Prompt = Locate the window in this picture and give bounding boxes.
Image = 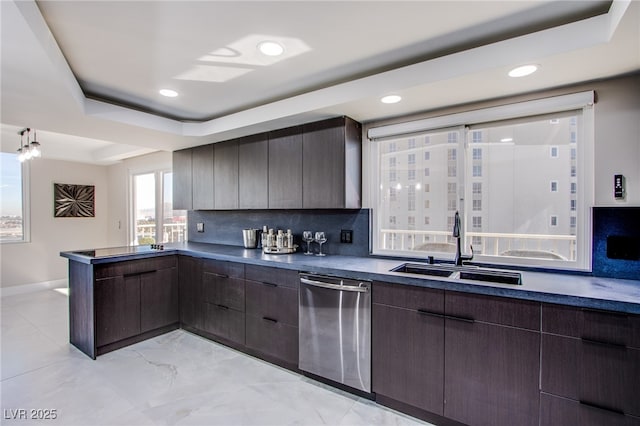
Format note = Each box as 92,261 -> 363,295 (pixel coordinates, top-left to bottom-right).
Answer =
472,148 -> 482,160
389,170 -> 397,181
132,171 -> 186,245
408,138 -> 416,149
371,91 -> 593,270
389,157 -> 396,168
389,186 -> 397,202
408,153 -> 416,165
408,170 -> 416,180
472,216 -> 482,229
424,167 -> 430,177
388,142 -> 396,152
0,153 -> 28,243
424,151 -> 430,160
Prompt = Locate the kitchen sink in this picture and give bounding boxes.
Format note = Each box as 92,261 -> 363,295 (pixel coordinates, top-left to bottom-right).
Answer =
457,270 -> 522,285
391,263 -> 523,285
390,263 -> 458,277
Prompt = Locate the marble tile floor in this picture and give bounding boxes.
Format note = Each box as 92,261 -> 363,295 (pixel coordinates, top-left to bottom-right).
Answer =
1,288 -> 433,426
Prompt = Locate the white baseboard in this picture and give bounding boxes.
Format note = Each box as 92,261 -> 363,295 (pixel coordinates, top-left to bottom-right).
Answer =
0,279 -> 68,298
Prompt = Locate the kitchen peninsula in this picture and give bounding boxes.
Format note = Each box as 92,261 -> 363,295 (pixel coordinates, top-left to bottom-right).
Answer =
61,241 -> 640,426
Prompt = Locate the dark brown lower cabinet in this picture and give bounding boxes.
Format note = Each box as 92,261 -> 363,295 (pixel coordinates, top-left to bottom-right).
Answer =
95,275 -> 141,347
245,316 -> 298,366
541,393 -> 640,426
541,333 -> 640,418
178,256 -> 203,330
202,303 -> 245,345
372,303 -> 444,415
444,318 -> 540,426
141,268 -> 179,333
244,266 -> 299,367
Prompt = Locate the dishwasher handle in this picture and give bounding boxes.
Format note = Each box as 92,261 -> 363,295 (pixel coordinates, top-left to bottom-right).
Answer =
300,277 -> 369,293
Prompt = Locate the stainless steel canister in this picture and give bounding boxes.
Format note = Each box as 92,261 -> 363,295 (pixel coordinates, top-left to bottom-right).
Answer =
242,229 -> 258,248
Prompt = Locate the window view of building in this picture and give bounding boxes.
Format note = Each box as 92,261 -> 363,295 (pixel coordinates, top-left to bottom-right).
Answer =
375,112 -> 581,265
132,171 -> 186,245
0,153 -> 26,243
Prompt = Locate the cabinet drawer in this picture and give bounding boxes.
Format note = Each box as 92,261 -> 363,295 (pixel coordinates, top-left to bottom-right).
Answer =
445,291 -> 540,330
245,315 -> 298,365
202,259 -> 244,279
373,281 -> 444,313
541,333 -> 640,417
541,393 -> 640,426
245,265 -> 298,289
202,303 -> 245,345
245,280 -> 297,327
203,273 -> 245,311
95,256 -> 177,279
542,303 -> 640,348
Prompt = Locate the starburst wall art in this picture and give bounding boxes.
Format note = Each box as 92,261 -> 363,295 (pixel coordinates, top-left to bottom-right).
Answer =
54,183 -> 95,218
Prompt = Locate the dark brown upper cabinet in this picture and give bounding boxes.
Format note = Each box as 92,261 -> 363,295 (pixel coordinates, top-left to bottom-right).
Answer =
239,134 -> 269,209
172,148 -> 193,210
214,139 -> 239,209
268,126 -> 303,209
172,116 -> 362,210
302,117 -> 361,209
192,144 -> 214,210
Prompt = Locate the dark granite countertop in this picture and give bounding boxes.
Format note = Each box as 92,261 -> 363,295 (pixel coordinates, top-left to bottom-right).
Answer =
61,241 -> 640,314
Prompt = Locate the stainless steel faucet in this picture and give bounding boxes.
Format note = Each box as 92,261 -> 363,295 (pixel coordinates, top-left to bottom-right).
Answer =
453,211 -> 473,266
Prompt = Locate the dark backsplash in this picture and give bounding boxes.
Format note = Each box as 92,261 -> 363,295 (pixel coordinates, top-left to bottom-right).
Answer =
187,209 -> 371,256
592,207 -> 640,279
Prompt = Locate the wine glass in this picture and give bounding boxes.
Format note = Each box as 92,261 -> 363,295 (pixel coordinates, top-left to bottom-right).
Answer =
302,231 -> 314,255
315,231 -> 327,256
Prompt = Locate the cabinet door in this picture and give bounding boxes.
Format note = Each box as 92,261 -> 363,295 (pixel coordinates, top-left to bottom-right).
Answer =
444,318 -> 540,426
302,118 -> 346,208
178,256 -> 203,330
172,148 -> 193,210
192,144 -> 214,210
214,140 -> 239,209
245,315 -> 298,366
541,333 -> 640,417
95,275 -> 141,347
268,126 -> 302,209
239,134 -> 268,209
202,303 -> 245,345
245,280 -> 297,326
373,303 -> 444,415
541,393 -> 640,426
140,268 -> 178,333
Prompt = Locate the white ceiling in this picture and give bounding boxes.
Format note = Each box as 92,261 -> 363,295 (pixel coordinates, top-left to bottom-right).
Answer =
1,0 -> 639,165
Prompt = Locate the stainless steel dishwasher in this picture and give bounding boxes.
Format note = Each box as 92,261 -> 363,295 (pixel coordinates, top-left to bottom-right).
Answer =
298,273 -> 371,393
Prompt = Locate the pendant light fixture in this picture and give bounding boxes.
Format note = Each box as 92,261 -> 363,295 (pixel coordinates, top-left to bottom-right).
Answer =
16,128 -> 42,162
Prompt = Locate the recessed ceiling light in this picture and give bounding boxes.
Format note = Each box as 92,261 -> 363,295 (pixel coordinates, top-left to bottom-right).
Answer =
381,95 -> 402,104
258,41 -> 284,56
159,89 -> 178,97
508,65 -> 538,78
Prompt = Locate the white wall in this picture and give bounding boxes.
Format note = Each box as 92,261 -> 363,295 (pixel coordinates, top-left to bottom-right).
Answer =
0,159 -> 109,289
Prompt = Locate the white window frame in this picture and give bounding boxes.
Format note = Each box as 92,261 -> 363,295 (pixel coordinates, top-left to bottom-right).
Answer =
0,155 -> 30,244
367,91 -> 594,271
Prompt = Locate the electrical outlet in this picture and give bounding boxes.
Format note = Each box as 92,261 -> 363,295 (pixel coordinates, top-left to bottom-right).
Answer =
340,229 -> 353,243
196,222 -> 205,232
